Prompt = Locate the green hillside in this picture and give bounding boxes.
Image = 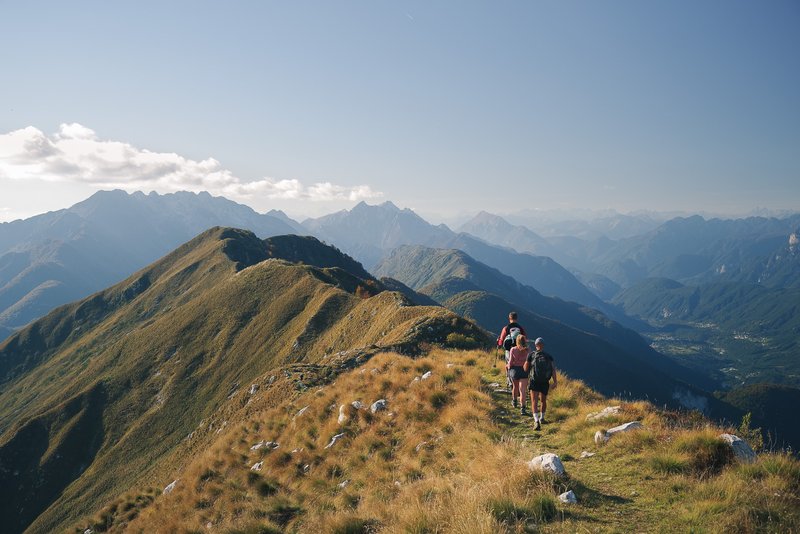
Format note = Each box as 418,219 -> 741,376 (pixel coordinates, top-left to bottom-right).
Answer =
374,245 -> 722,396
0,228 -> 487,533
612,278 -> 800,388
74,349 -> 800,533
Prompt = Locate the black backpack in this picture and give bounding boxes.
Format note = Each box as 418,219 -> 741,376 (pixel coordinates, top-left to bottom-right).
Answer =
532,351 -> 553,382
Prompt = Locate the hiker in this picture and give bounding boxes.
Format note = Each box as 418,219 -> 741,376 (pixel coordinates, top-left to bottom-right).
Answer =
525,337 -> 557,430
506,334 -> 531,414
497,312 -> 526,390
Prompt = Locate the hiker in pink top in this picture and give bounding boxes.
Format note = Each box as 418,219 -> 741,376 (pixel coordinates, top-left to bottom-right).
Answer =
506,334 -> 531,415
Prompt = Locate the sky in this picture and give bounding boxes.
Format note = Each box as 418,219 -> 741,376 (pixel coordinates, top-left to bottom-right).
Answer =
1,1 -> 798,223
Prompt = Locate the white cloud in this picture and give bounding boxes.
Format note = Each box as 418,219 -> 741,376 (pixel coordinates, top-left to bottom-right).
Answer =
0,123 -> 382,203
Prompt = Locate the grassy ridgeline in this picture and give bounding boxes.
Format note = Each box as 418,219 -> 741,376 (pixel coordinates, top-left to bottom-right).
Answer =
82,350 -> 800,533
0,228 -> 488,534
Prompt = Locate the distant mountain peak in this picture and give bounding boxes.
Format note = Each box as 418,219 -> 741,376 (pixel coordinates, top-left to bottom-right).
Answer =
462,211 -> 513,229
350,200 -> 402,213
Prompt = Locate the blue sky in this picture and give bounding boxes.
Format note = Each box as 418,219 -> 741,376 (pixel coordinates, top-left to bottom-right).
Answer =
1,1 -> 798,222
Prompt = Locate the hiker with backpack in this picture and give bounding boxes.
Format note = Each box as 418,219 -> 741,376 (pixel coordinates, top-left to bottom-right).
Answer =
524,337 -> 557,430
497,312 -> 526,390
506,334 -> 531,414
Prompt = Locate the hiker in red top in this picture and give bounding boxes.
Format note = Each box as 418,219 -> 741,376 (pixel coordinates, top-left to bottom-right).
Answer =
497,311 -> 526,359
497,311 -> 526,393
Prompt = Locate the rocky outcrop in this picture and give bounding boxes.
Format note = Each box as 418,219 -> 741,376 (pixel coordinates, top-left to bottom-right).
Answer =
719,433 -> 756,463
370,399 -> 388,414
559,490 -> 577,503
595,421 -> 643,444
325,433 -> 347,449
163,480 -> 179,495
527,453 -> 566,476
586,406 -> 621,421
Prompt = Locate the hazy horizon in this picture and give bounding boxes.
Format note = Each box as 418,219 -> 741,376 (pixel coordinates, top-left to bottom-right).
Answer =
2,2 -> 798,222
1,188 -> 797,229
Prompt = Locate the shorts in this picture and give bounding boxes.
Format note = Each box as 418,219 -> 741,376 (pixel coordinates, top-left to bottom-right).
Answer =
508,366 -> 529,380
529,380 -> 550,395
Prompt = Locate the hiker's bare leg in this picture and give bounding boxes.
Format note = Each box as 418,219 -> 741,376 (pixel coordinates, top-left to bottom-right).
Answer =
541,394 -> 548,421
520,378 -> 528,408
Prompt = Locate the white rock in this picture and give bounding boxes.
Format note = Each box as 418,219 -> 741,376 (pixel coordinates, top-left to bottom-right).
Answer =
84,529 -> 94,534
338,479 -> 350,489
250,462 -> 263,471
527,453 -> 566,476
595,421 -> 642,444
446,363 -> 455,368
295,405 -> 309,418
719,433 -> 757,463
586,406 -> 622,421
559,490 -> 577,504
249,384 -> 259,395
421,371 -> 433,380
338,404 -> 348,425
580,451 -> 595,458
412,376 -> 421,384
250,441 -> 279,451
351,401 -> 364,410
607,421 -> 643,436
325,432 -> 347,449
163,479 -> 179,494
370,399 -> 388,413
303,464 -> 310,473
488,382 -> 501,388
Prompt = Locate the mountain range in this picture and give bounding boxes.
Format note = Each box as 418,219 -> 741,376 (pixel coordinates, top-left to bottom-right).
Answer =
2,193 -> 799,530
0,190 -> 306,340
302,201 -> 615,314
0,228 -> 486,533
550,214 -> 800,288
374,244 -> 732,403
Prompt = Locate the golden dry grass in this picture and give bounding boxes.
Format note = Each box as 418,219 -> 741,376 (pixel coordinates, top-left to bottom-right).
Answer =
76,349 -> 800,534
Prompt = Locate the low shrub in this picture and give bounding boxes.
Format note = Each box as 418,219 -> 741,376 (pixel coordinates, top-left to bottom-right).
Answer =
676,431 -> 734,477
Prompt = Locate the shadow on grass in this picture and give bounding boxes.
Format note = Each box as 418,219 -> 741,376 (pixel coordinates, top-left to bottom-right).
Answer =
564,477 -> 633,508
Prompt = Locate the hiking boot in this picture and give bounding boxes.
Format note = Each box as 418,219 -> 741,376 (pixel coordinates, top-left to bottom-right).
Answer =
534,421 -> 541,431
512,399 -> 518,408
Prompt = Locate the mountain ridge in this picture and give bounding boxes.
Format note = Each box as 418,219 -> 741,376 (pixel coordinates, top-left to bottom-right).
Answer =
0,228 -> 487,533
68,349 -> 800,533
0,191 -> 307,340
